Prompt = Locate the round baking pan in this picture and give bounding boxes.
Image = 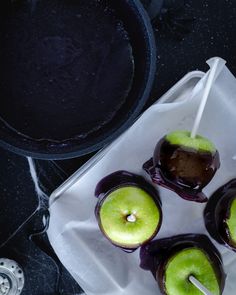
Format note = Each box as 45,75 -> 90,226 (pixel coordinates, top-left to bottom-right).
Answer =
0,0 -> 156,159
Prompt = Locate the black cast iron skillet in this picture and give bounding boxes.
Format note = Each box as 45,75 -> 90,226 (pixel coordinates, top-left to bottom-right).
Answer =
0,0 -> 156,159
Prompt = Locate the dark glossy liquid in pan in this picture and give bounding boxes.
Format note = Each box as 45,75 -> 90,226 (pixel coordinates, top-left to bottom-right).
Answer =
0,0 -> 134,140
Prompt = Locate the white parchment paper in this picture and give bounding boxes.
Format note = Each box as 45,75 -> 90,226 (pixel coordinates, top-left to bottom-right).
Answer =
48,58 -> 236,295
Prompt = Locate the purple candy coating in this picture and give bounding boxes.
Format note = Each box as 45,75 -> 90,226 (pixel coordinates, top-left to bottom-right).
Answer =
143,137 -> 220,203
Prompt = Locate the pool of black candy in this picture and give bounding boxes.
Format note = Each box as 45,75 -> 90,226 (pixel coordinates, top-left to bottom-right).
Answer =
0,0 -> 134,141
140,234 -> 225,294
95,170 -> 162,252
204,179 -> 236,251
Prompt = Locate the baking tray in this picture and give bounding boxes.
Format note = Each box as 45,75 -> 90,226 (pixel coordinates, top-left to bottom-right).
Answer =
48,66 -> 236,295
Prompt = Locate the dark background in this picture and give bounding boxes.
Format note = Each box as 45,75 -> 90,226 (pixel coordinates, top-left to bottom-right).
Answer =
1,0 -> 236,294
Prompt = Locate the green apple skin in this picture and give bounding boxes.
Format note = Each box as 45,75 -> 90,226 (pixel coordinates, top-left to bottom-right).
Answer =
164,248 -> 220,295
226,198 -> 236,244
99,186 -> 161,249
166,130 -> 216,153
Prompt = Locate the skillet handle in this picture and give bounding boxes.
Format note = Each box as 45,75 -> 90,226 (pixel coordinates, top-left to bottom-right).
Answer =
145,0 -> 164,20
144,0 -> 195,41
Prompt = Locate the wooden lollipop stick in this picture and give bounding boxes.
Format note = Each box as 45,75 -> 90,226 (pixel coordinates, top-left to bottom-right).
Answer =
189,275 -> 214,295
191,58 -> 220,139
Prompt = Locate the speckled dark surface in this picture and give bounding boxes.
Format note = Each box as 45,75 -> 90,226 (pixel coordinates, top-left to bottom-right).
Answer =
1,0 -> 236,294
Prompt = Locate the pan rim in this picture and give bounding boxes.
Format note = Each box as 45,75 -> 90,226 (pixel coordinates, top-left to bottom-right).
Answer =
0,0 -> 157,160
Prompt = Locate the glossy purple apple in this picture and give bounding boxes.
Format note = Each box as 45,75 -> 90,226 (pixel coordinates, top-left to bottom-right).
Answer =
204,179 -> 236,251
140,234 -> 225,295
143,130 -> 220,202
95,171 -> 162,251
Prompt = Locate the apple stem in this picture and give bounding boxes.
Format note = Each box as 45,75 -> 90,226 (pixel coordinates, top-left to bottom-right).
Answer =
190,58 -> 220,139
127,214 -> 136,223
189,275 -> 214,295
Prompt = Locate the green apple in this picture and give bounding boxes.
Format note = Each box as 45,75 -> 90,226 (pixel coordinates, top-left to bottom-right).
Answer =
164,248 -> 220,295
153,130 -> 220,199
99,186 -> 161,249
166,130 -> 216,153
226,198 -> 236,244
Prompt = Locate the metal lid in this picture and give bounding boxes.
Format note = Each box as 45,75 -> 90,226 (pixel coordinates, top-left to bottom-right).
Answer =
0,259 -> 24,295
